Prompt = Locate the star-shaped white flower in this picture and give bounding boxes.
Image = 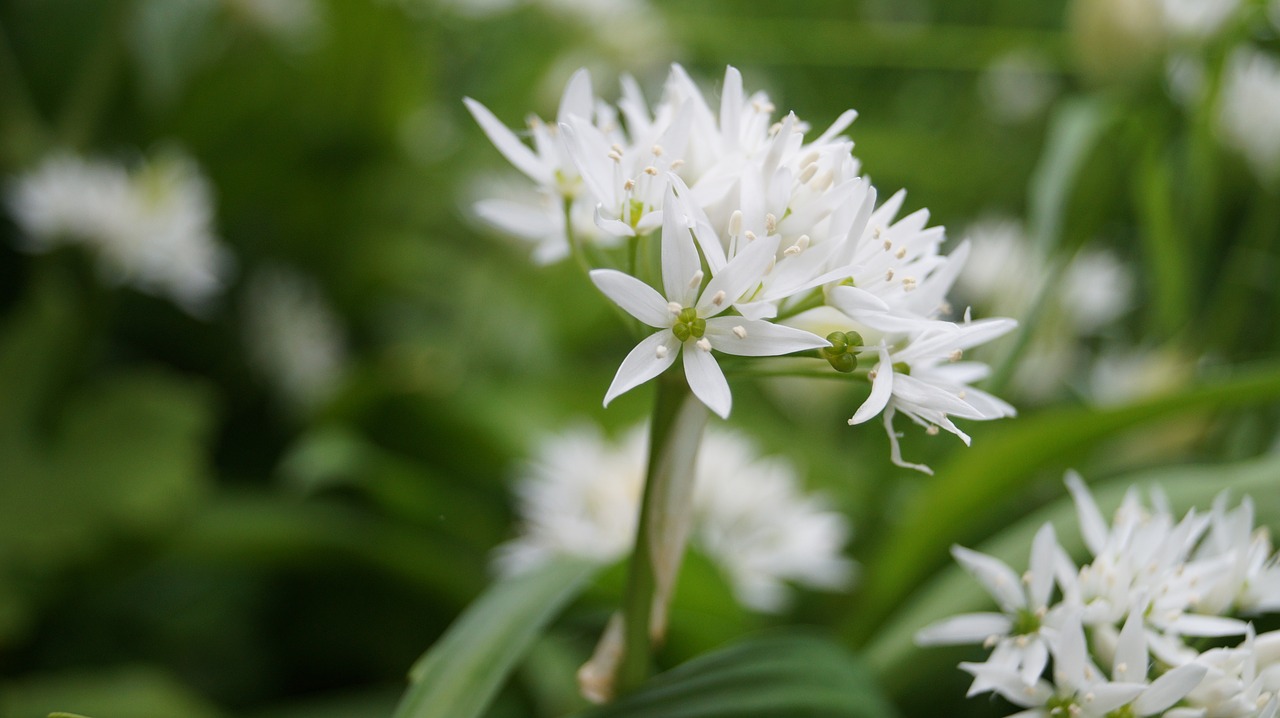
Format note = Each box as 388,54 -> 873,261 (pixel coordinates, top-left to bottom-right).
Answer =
589,187 -> 829,418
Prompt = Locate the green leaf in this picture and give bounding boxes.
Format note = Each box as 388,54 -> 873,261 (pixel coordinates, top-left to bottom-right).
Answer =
1,665 -> 221,718
1028,97 -> 1112,252
391,558 -> 598,718
575,632 -> 897,718
865,452 -> 1280,697
844,360 -> 1280,644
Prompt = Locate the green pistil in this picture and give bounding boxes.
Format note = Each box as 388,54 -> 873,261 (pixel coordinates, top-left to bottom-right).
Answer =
1012,608 -> 1041,636
627,199 -> 645,229
1105,706 -> 1137,718
672,307 -> 706,342
821,331 -> 863,373
1046,696 -> 1078,717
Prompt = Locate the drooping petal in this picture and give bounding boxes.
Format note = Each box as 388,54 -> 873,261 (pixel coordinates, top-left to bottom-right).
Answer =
682,343 -> 731,418
849,343 -> 893,425
660,186 -> 702,306
464,98 -> 552,184
590,269 -> 673,327
914,613 -> 1013,646
1132,662 -> 1208,716
603,332 -> 680,406
883,407 -> 933,474
704,318 -> 828,357
951,545 -> 1027,613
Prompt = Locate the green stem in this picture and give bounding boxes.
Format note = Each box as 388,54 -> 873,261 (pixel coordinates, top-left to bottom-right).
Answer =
774,289 -> 825,321
615,374 -> 709,695
57,0 -> 130,150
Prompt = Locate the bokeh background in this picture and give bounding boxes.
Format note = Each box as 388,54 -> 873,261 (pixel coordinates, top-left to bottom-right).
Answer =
1,0 -> 1279,716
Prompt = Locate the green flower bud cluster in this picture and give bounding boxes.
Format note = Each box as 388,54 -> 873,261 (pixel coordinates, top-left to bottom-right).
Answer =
821,331 -> 862,373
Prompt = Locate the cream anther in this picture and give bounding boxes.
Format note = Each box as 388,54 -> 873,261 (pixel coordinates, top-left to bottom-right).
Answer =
895,247 -> 907,259
688,270 -> 704,288
926,425 -> 939,436
696,338 -> 712,352
883,240 -> 893,251
669,159 -> 685,170
607,150 -> 623,163
732,325 -> 747,339
810,169 -> 834,191
744,230 -> 757,241
623,179 -> 636,191
902,277 -> 917,291
651,144 -> 664,156
868,370 -> 878,381
711,290 -> 726,306
800,151 -> 820,167
768,122 -> 783,135
667,302 -> 683,314
958,390 -> 967,400
983,635 -> 999,648
885,269 -> 895,281
643,166 -> 658,176
872,226 -> 883,239
729,210 -> 743,236
765,213 -> 777,234
610,143 -> 624,153
798,164 -> 818,184
1116,662 -> 1128,675
655,345 -> 668,359
752,99 -> 775,113
949,349 -> 963,362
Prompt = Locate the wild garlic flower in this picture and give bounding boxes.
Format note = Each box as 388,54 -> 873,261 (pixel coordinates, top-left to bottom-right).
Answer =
1217,47 -> 1280,184
468,64 -> 1015,468
6,151 -> 232,315
494,423 -> 853,612
920,472 -> 1280,718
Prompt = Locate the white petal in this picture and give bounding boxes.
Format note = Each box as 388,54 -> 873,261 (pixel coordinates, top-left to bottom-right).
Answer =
1065,470 -> 1109,557
660,186 -> 701,306
828,285 -> 891,314
683,343 -> 731,418
719,65 -> 743,153
914,613 -> 1013,646
952,545 -> 1027,613
1053,615 -> 1088,690
704,318 -> 827,357
557,68 -> 594,123
1132,663 -> 1207,715
1113,607 -> 1148,683
594,203 -> 637,237
1166,614 -> 1250,636
589,269 -> 672,327
1085,683 -> 1147,714
959,663 -> 1052,707
463,98 -> 551,184
603,332 -> 680,406
850,343 -> 893,425
473,198 -> 557,240
1029,524 -> 1060,609
811,108 -> 858,146
697,233 -> 780,316
1021,639 -> 1048,686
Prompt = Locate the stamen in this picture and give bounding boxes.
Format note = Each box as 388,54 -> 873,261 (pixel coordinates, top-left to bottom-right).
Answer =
744,230 -> 757,241
655,345 -> 668,359
607,150 -> 623,163
667,302 -> 682,314
623,179 -> 636,191
948,349 -> 963,362
798,164 -> 818,184
764,213 -> 777,234
610,143 -> 624,153
643,166 -> 658,176
768,122 -> 783,135
809,169 -> 834,191
902,277 -> 917,291
729,210 -> 743,236
651,144 -> 664,156
696,338 -> 712,352
732,325 -> 747,339
800,151 -> 819,167
688,270 -> 704,288
895,247 -> 907,259
752,100 -> 776,114
711,290 -> 727,306
926,425 -> 939,436
885,269 -> 895,281
958,390 -> 967,400
883,240 -> 892,251
868,370 -> 878,381
872,226 -> 883,239
784,235 -> 810,256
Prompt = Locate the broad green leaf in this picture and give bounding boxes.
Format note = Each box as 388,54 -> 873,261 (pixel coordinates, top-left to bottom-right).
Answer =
1,665 -> 220,718
576,632 -> 898,718
391,558 -> 598,718
865,452 -> 1280,697
845,360 -> 1280,644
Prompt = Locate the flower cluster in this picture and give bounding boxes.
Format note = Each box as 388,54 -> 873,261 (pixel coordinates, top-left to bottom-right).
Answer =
6,151 -> 232,315
467,65 -> 1017,471
494,423 -> 854,613
918,472 -> 1280,718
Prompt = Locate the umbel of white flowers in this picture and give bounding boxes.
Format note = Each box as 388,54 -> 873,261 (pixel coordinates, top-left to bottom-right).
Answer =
466,64 -> 1017,473
917,471 -> 1280,718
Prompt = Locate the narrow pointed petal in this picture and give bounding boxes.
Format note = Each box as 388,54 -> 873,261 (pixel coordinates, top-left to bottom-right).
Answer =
683,344 -> 731,418
811,108 -> 858,146
590,269 -> 673,327
952,545 -> 1027,613
1021,639 -> 1048,686
594,204 -> 637,237
914,613 -> 1012,646
1054,615 -> 1088,690
1085,683 -> 1147,714
473,198 -> 556,239
705,318 -> 829,357
1114,607 -> 1148,683
1065,471 -> 1109,557
850,343 -> 893,425
557,68 -> 594,123
1133,662 -> 1208,715
603,332 -> 680,406
1029,524 -> 1060,609
660,186 -> 701,305
719,65 -> 743,153
464,98 -> 551,184
1166,614 -> 1250,636
697,234 -> 780,316
959,663 -> 1052,707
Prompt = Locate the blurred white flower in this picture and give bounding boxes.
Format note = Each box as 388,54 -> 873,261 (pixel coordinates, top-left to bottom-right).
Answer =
6,151 -> 233,315
243,267 -> 347,413
1088,347 -> 1193,406
1217,46 -> 1280,183
1158,0 -> 1241,40
979,51 -> 1059,125
495,424 -> 853,612
225,0 -> 321,43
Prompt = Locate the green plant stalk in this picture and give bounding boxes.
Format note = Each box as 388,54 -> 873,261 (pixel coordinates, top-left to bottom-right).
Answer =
615,373 -> 709,696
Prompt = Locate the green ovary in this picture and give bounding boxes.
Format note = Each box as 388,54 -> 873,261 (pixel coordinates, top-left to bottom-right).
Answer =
671,307 -> 706,342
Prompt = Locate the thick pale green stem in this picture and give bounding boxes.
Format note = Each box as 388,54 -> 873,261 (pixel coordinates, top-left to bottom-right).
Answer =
614,373 -> 709,695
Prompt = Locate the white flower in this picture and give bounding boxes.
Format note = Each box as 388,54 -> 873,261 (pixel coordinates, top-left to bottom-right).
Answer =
693,430 -> 854,612
589,187 -> 828,419
848,318 -> 1018,473
1217,47 -> 1280,184
494,423 -> 853,612
1158,0 -> 1241,40
6,151 -> 232,314
243,267 -> 346,412
917,524 -> 1069,689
